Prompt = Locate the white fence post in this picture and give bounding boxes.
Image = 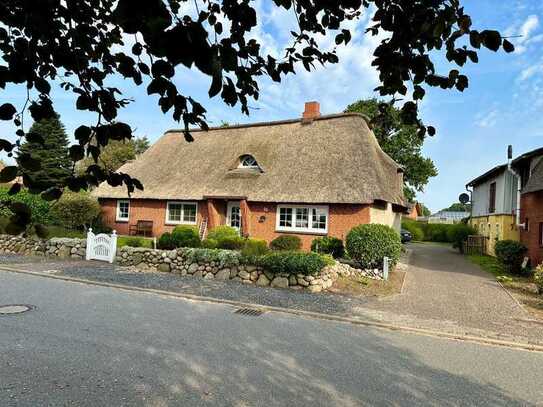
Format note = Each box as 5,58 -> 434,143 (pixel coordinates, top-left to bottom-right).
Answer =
85,228 -> 94,261
383,256 -> 389,280
109,230 -> 117,263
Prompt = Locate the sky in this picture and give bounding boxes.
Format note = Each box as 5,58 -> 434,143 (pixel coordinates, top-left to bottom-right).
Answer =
1,1 -> 543,213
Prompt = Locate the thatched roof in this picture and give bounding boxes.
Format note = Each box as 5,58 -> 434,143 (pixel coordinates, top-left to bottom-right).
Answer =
92,113 -> 405,206
522,159 -> 543,194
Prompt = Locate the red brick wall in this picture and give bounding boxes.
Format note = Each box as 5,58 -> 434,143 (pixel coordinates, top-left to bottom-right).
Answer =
99,199 -> 207,237
246,202 -> 370,250
520,191 -> 543,266
100,199 -> 371,251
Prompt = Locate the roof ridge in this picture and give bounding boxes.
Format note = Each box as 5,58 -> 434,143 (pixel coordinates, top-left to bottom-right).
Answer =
164,112 -> 370,134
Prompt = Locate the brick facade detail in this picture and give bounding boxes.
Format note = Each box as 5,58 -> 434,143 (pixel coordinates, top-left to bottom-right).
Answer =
520,191 -> 543,266
99,198 -> 371,250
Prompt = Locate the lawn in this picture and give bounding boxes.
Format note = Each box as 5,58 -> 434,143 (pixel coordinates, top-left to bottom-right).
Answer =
468,254 -> 506,277
329,270 -> 405,298
116,235 -> 155,249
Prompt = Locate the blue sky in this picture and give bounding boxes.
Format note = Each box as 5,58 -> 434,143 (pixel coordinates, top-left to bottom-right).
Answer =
1,1 -> 543,212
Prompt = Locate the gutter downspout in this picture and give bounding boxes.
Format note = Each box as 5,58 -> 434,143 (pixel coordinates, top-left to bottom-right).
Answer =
507,160 -> 523,229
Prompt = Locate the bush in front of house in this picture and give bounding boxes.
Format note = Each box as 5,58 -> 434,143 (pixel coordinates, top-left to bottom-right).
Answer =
201,238 -> 219,249
241,238 -> 269,257
157,232 -> 176,250
401,219 -> 424,241
346,224 -> 402,269
447,223 -> 477,253
420,223 -> 453,243
51,191 -> 101,230
171,225 -> 201,248
534,264 -> 543,294
207,225 -> 239,242
121,236 -> 144,248
495,240 -> 528,274
216,235 -> 245,250
0,186 -> 53,226
183,247 -> 241,269
311,236 -> 344,258
270,235 -> 302,251
258,251 -> 327,275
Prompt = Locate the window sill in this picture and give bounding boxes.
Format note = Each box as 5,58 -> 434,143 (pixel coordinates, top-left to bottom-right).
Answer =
275,229 -> 327,236
115,219 -> 129,223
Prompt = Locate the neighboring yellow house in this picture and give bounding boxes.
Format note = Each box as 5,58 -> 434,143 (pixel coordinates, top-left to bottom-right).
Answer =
466,164 -> 520,255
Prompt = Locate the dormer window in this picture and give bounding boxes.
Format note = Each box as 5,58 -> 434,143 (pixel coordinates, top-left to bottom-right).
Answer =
239,155 -> 259,169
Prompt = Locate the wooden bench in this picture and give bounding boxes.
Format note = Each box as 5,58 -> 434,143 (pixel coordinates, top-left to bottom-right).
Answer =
129,220 -> 154,237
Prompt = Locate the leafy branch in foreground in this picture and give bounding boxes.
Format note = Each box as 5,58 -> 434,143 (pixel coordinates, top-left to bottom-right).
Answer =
0,0 -> 513,232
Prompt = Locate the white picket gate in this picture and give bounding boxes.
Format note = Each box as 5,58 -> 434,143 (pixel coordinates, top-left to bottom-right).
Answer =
86,228 -> 117,263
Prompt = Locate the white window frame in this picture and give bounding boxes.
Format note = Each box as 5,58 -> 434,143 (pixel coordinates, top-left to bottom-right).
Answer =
165,201 -> 198,225
276,204 -> 329,234
238,155 -> 260,169
116,200 -> 130,222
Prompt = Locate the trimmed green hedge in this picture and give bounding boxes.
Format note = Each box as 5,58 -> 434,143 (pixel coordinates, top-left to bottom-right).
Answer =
346,224 -> 402,269
401,219 -> 424,241
270,235 -> 302,251
311,236 -> 344,258
258,251 -> 327,275
171,225 -> 201,248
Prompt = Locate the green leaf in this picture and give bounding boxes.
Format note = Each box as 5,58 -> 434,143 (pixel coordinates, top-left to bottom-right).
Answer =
0,103 -> 16,120
0,165 -> 18,183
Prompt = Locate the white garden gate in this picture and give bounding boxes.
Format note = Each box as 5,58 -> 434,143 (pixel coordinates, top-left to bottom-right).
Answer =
86,229 -> 117,263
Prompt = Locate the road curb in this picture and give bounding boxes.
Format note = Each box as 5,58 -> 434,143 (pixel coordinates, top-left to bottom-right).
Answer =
2,264 -> 543,353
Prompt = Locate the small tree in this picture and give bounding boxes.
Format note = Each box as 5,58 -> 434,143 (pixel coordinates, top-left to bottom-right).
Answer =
52,191 -> 101,230
18,114 -> 71,190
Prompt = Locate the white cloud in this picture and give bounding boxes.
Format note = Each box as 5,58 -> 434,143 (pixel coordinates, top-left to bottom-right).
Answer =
475,109 -> 499,128
508,14 -> 540,54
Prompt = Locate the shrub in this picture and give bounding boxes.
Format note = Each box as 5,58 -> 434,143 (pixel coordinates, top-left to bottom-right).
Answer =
258,251 -> 327,275
0,187 -> 53,225
401,219 -> 424,241
495,240 -> 528,274
51,191 -> 101,230
201,238 -> 219,249
157,232 -> 175,250
534,264 -> 543,293
270,235 -> 302,251
311,236 -> 344,258
346,224 -> 402,269
121,237 -> 144,248
171,225 -> 200,248
241,238 -> 269,258
216,235 -> 245,250
207,225 -> 239,242
183,248 -> 241,268
421,223 -> 452,243
447,223 -> 477,253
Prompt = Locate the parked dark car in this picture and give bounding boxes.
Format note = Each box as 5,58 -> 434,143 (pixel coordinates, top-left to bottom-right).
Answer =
400,229 -> 412,243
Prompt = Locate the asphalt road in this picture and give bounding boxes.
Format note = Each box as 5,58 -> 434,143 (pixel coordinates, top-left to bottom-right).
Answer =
1,271 -> 542,406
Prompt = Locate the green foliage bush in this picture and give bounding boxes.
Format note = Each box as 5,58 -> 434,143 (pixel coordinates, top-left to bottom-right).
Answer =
258,251 -> 327,275
183,248 -> 241,269
206,225 -> 239,242
171,225 -> 201,248
311,236 -> 344,258
447,223 -> 476,252
157,232 -> 175,250
495,240 -> 528,274
401,219 -> 424,241
201,238 -> 218,249
241,238 -> 269,258
51,191 -> 101,230
0,187 -> 53,225
270,235 -> 302,251
421,223 -> 452,242
121,236 -> 144,248
346,224 -> 402,269
216,236 -> 245,250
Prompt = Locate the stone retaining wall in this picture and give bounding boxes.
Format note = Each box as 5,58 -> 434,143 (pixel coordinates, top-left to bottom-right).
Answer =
0,234 -> 86,259
0,234 -> 384,292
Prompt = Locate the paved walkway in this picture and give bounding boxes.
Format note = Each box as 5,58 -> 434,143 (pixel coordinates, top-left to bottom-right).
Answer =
357,243 -> 543,344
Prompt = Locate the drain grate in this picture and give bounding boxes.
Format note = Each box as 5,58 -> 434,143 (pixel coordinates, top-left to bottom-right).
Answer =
0,304 -> 34,315
234,308 -> 265,317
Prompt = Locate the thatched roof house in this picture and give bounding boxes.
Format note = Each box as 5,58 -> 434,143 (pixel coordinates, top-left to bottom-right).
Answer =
94,102 -> 406,249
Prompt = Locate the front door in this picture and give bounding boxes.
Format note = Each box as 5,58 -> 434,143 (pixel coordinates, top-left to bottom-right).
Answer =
227,201 -> 242,232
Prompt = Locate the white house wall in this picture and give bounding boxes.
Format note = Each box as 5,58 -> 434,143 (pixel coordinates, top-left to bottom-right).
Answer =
370,203 -> 401,232
471,170 -> 517,217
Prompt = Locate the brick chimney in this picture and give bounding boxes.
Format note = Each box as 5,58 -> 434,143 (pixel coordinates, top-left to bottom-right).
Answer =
302,101 -> 321,120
